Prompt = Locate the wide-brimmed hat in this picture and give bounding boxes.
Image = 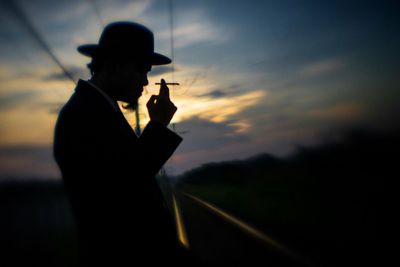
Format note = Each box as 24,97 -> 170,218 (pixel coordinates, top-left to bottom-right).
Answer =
77,21 -> 171,65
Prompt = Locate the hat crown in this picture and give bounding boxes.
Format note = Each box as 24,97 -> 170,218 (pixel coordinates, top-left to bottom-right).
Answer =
77,21 -> 171,65
99,22 -> 154,58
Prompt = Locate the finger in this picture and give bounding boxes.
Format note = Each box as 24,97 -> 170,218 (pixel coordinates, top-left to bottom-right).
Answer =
146,95 -> 158,108
158,78 -> 170,100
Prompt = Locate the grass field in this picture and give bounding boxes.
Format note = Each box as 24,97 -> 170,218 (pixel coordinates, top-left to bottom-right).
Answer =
176,129 -> 396,266
0,129 -> 396,266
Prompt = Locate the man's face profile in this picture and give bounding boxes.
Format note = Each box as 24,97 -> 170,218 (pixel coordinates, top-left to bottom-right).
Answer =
106,60 -> 152,109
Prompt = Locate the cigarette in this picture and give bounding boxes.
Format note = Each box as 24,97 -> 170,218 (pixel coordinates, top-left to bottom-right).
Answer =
155,82 -> 180,85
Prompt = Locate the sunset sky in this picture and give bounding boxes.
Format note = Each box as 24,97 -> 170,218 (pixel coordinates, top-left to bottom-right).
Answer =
0,0 -> 399,180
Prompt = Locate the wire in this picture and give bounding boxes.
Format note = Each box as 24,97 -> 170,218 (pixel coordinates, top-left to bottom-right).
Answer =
4,0 -> 76,85
168,0 -> 175,85
86,0 -> 105,27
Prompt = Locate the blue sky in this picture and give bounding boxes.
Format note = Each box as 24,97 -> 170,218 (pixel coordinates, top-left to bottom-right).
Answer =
0,0 -> 399,180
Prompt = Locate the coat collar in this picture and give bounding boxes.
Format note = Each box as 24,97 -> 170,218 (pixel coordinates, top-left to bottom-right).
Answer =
74,79 -> 139,137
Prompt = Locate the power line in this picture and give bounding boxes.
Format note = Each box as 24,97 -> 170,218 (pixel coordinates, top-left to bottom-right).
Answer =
86,0 -> 105,27
168,0 -> 175,84
4,0 -> 76,85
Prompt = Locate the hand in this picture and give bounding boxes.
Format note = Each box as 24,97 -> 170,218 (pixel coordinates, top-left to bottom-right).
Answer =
147,79 -> 177,126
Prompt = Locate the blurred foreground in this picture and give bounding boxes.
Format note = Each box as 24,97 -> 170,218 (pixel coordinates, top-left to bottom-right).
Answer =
0,128 -> 397,266
177,128 -> 397,266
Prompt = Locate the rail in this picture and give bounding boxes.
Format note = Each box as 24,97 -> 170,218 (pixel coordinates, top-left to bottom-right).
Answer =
171,190 -> 312,267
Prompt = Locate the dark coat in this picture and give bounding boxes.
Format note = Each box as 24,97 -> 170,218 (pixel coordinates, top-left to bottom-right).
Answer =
53,80 -> 183,266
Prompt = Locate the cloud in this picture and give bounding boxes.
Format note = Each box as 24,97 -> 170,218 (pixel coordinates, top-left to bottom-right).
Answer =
172,22 -> 223,48
173,90 -> 266,123
166,116 -> 253,173
157,8 -> 231,49
0,144 -> 60,180
0,90 -> 42,110
300,58 -> 345,78
168,115 -> 314,175
173,116 -> 250,153
149,65 -> 175,76
42,65 -> 87,81
197,90 -> 227,98
0,100 -> 62,146
308,103 -> 364,121
195,83 -> 248,99
99,0 -> 153,23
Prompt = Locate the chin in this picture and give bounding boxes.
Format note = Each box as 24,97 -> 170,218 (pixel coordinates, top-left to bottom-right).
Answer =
121,101 -> 138,111
121,96 -> 140,111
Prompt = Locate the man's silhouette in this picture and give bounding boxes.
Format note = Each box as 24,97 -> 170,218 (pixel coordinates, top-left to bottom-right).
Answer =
53,22 -> 183,266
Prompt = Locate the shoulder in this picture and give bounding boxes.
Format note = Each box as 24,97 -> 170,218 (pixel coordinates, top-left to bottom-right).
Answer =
59,80 -> 116,122
55,84 -> 117,146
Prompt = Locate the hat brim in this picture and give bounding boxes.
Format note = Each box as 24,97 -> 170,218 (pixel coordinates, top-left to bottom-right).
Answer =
77,44 -> 172,65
